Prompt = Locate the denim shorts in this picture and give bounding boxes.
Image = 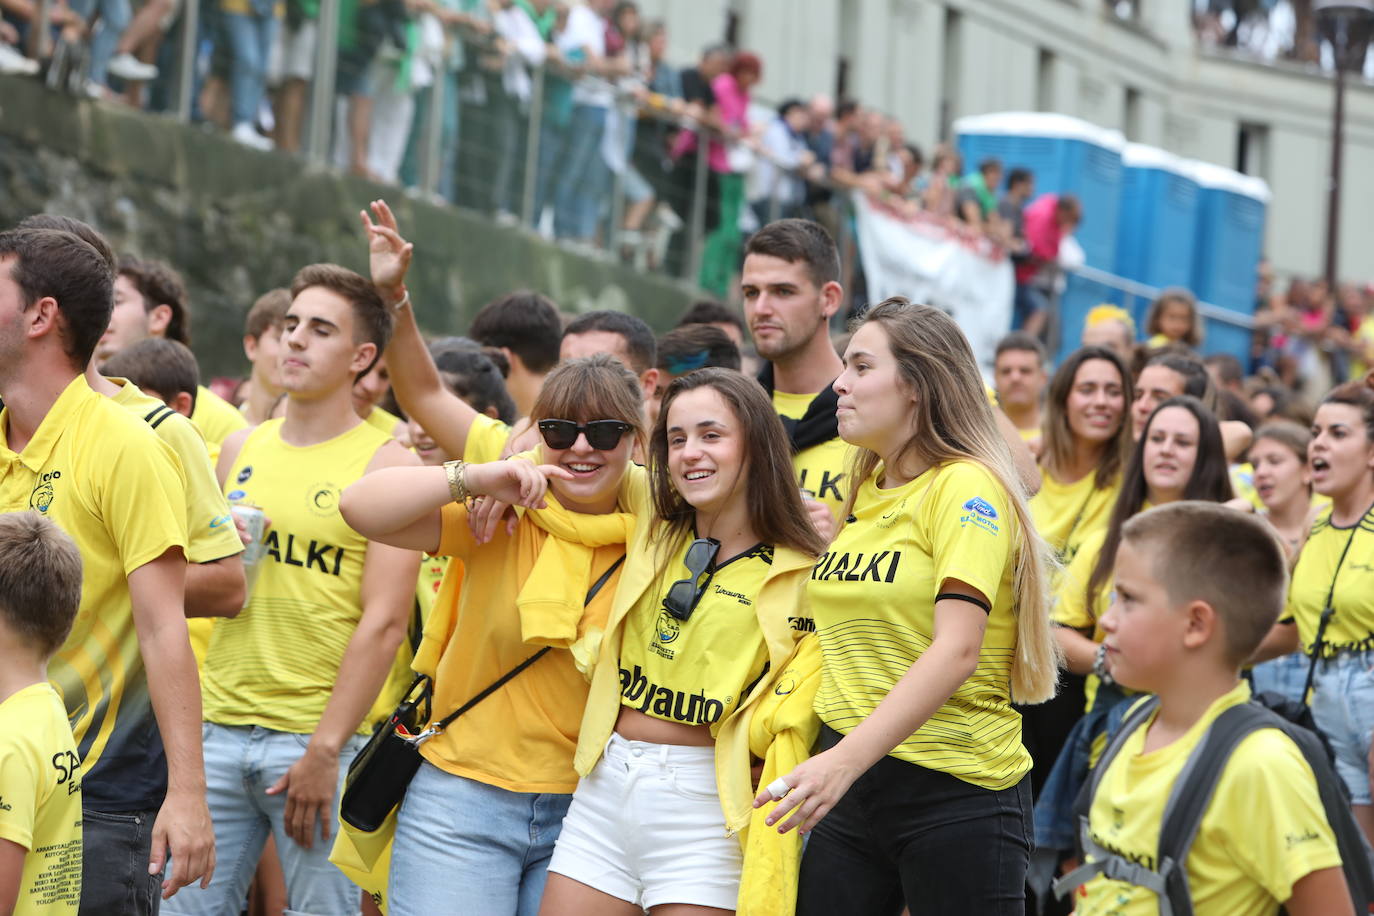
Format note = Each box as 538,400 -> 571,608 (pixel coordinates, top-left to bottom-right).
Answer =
547,733 -> 742,911
1311,649 -> 1374,805
1249,651 -> 1311,707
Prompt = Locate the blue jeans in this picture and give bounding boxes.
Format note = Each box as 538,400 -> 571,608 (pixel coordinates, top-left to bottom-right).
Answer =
161,723 -> 368,916
387,760 -> 572,916
1311,649 -> 1374,805
222,6 -> 279,125
1249,651 -> 1310,706
69,0 -> 129,86
553,103 -> 609,240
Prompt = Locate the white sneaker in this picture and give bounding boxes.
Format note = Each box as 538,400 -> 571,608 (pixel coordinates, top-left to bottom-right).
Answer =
107,52 -> 158,81
231,122 -> 274,151
0,44 -> 39,76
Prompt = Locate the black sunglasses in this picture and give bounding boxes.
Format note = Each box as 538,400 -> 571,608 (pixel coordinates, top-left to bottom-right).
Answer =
661,537 -> 720,622
537,419 -> 634,451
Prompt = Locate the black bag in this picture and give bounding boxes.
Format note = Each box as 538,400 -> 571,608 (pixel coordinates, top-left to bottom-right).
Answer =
1056,693 -> 1374,915
339,554 -> 625,832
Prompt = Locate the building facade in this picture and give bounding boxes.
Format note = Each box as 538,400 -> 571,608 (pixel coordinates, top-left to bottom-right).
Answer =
643,0 -> 1374,284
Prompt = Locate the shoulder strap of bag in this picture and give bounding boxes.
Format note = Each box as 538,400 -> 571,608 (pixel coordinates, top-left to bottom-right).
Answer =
426,554 -> 626,736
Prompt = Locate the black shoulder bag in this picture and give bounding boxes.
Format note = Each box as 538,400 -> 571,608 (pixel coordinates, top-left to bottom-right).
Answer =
340,554 -> 626,832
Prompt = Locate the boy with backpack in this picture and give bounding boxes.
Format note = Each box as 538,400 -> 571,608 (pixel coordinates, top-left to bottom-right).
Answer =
1057,501 -> 1367,914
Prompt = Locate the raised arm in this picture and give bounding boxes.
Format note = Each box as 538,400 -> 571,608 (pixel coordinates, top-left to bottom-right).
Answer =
361,200 -> 480,459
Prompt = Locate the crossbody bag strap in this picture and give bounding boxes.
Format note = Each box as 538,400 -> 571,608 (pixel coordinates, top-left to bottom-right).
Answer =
416,553 -> 627,741
1302,525 -> 1360,703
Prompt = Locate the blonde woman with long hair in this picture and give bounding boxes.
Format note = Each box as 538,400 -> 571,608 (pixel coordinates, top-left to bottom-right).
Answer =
756,298 -> 1058,915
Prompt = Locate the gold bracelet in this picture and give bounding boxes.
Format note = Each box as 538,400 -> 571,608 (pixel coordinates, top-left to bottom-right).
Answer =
443,459 -> 469,504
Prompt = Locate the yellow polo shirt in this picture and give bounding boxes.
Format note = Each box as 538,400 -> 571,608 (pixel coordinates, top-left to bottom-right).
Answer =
0,376 -> 188,811
189,385 -> 249,462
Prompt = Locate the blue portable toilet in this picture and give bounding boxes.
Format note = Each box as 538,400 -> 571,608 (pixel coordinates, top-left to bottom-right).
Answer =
1189,161 -> 1270,361
954,112 -> 1126,271
1115,144 -> 1200,326
954,113 -> 1126,361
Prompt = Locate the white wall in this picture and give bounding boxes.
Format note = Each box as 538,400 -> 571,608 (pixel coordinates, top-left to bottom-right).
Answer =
636,0 -> 1374,282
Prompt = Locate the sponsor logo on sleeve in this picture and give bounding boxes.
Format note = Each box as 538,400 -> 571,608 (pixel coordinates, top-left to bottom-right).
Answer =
960,497 -> 1000,534
236,466 -> 253,484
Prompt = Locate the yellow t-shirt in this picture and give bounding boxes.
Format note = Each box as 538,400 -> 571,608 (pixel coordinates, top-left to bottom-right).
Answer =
368,414 -> 512,726
618,535 -> 774,736
1351,318 -> 1374,381
810,459 -> 1029,790
1017,425 -> 1041,443
206,418 -> 392,732
419,502 -> 625,794
1285,503 -> 1374,656
466,413 -> 511,464
364,405 -> 401,438
0,684 -> 83,915
773,390 -> 852,517
1030,467 -> 1120,565
110,380 -> 244,668
1077,683 -> 1342,915
1230,462 -> 1264,512
189,385 -> 249,460
0,377 -> 188,811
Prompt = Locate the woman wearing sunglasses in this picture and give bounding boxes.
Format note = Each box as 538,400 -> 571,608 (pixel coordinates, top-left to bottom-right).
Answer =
339,354 -> 644,916
756,298 -> 1058,915
538,368 -> 827,916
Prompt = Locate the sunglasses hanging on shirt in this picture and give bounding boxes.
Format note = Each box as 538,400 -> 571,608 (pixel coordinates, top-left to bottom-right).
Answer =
661,537 -> 721,622
537,419 -> 634,451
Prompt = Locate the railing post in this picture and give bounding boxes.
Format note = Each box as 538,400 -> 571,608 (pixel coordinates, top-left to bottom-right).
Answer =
174,0 -> 199,122
685,137 -> 708,282
305,0 -> 338,163
520,65 -> 545,229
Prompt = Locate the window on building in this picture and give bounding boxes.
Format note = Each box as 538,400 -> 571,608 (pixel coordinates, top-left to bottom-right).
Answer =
1107,0 -> 1140,20
1037,48 -> 1056,112
941,7 -> 963,139
1236,122 -> 1270,180
1124,86 -> 1142,140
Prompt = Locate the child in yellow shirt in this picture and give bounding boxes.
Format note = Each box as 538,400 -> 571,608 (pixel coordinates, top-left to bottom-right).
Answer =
0,512 -> 85,915
1062,502 -> 1349,915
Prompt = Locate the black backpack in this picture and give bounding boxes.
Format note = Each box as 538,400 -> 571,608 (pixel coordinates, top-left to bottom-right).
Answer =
1055,692 -> 1374,916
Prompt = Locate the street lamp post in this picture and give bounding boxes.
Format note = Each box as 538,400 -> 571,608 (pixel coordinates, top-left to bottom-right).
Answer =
1315,0 -> 1374,291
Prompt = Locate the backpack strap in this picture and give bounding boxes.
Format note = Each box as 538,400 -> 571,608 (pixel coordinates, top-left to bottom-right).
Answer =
1054,696 -> 1161,903
1153,703 -> 1278,916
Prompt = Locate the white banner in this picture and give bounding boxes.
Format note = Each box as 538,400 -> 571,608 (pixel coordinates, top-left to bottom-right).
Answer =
852,192 -> 1014,372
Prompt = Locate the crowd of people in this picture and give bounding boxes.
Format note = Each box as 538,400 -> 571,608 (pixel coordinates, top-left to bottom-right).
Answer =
1,203 -> 1372,916
0,0 -> 1074,305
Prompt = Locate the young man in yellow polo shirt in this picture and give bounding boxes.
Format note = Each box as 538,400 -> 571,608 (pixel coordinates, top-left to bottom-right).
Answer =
163,264 -> 420,916
0,227 -> 214,913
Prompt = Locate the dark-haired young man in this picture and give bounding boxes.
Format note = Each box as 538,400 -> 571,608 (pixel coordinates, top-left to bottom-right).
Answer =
170,265 -> 420,916
0,227 -> 215,913
239,288 -> 290,426
675,299 -> 746,349
993,332 -> 1048,447
649,323 -> 740,425
468,290 -> 563,418
96,255 -> 249,454
560,309 -> 660,405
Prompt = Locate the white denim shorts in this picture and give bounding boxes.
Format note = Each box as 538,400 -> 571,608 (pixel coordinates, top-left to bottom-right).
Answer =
547,732 -> 742,910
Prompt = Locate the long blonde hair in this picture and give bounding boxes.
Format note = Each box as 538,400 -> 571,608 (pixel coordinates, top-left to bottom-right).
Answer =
842,298 -> 1061,703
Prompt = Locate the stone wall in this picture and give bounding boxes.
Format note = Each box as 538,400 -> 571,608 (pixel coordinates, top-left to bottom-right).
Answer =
0,74 -> 697,378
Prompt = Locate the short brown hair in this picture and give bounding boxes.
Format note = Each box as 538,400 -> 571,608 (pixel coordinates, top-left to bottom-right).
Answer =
101,338 -> 200,411
532,353 -> 645,447
245,288 -> 291,340
119,255 -> 191,345
1123,502 -> 1288,666
0,228 -> 114,369
289,264 -> 392,376
744,219 -> 841,289
0,511 -> 82,656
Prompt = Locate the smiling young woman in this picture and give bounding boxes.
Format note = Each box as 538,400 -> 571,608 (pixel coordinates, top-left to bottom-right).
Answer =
538,368 -> 825,916
338,354 -> 644,916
